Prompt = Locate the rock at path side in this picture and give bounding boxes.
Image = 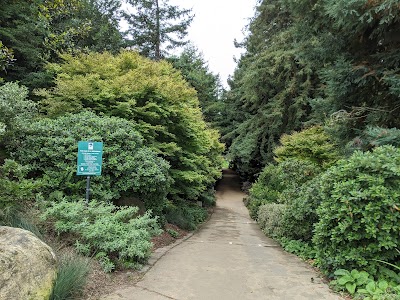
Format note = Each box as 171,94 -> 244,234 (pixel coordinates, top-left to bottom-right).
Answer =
0,226 -> 57,300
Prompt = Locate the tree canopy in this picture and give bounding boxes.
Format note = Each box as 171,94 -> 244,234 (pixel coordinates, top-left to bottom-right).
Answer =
223,0 -> 400,179
38,51 -> 224,203
124,0 -> 193,59
0,0 -> 125,89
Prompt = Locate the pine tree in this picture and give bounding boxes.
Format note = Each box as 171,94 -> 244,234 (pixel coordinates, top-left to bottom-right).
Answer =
169,45 -> 223,124
124,0 -> 193,59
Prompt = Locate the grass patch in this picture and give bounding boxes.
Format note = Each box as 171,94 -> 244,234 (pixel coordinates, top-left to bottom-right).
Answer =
50,251 -> 90,300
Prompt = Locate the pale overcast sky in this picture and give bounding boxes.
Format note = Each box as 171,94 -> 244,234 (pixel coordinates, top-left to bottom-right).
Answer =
121,1 -> 257,88
169,0 -> 257,87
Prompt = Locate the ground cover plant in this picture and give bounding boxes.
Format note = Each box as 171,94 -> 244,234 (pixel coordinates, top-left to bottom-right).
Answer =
42,199 -> 161,272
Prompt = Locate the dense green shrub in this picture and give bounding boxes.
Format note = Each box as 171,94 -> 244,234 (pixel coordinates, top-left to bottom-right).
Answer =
37,51 -> 224,204
0,159 -> 40,210
247,159 -> 321,219
313,146 -> 400,274
0,82 -> 37,145
198,188 -> 217,207
257,203 -> 286,238
10,111 -> 171,214
274,126 -> 339,167
50,252 -> 90,300
279,178 -> 323,242
42,199 -> 161,272
164,200 -> 208,231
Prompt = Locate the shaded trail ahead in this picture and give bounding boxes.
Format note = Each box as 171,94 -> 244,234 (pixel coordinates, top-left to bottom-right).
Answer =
103,170 -> 341,300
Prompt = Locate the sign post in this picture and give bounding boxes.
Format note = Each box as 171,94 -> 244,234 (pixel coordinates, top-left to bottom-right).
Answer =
77,141 -> 103,204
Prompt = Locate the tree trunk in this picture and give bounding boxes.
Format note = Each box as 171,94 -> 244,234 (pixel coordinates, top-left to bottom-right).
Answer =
155,0 -> 161,60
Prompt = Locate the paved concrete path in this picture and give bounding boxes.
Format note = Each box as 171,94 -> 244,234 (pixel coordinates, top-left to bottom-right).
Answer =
102,170 -> 342,300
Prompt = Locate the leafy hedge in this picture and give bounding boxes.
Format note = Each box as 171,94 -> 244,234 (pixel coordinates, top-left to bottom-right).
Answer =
313,146 -> 400,274
10,111 -> 171,214
37,51 -> 224,204
247,127 -> 400,278
0,82 -> 37,144
247,158 -> 320,219
257,203 -> 286,238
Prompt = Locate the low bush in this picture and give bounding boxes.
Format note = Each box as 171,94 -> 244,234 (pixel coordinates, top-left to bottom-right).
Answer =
50,251 -> 90,300
164,200 -> 208,231
279,178 -> 323,242
166,228 -> 179,238
247,159 -> 320,220
313,146 -> 400,274
0,82 -> 37,145
41,199 -> 161,272
0,159 -> 40,210
257,203 -> 286,238
279,238 -> 316,260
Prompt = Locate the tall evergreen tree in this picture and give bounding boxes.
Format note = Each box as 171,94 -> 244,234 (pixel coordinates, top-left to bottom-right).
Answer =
0,0 -> 125,89
124,0 -> 193,59
169,45 -> 223,125
223,0 -> 400,179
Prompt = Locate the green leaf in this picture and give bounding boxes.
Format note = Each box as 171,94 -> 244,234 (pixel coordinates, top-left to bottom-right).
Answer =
334,269 -> 350,276
346,282 -> 357,295
377,280 -> 388,291
366,281 -> 376,293
338,275 -> 353,285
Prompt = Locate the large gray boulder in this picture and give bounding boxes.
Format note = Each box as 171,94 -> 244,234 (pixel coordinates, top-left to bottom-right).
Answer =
0,226 -> 57,300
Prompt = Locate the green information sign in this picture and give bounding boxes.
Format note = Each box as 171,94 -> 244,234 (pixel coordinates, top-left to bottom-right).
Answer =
77,141 -> 103,176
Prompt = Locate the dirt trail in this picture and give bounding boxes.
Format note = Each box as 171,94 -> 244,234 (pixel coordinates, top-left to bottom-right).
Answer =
102,169 -> 342,300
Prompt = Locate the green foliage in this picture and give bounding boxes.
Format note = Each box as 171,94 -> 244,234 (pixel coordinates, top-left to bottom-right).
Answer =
223,0 -> 400,180
313,146 -> 400,274
0,159 -> 40,210
274,126 -> 339,167
124,0 -> 193,59
50,251 -> 90,300
10,111 -> 171,213
0,82 -> 37,144
0,41 -> 14,78
348,126 -> 400,152
279,177 -> 322,242
331,268 -> 400,299
0,0 -> 125,88
41,0 -> 125,55
169,45 -> 224,125
37,51 -> 224,205
257,203 -> 286,238
247,159 -> 321,220
42,199 -> 161,272
197,188 -> 217,207
279,238 -> 316,260
166,228 -> 179,238
332,269 -> 373,296
164,200 -> 207,231
0,0 -> 49,88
